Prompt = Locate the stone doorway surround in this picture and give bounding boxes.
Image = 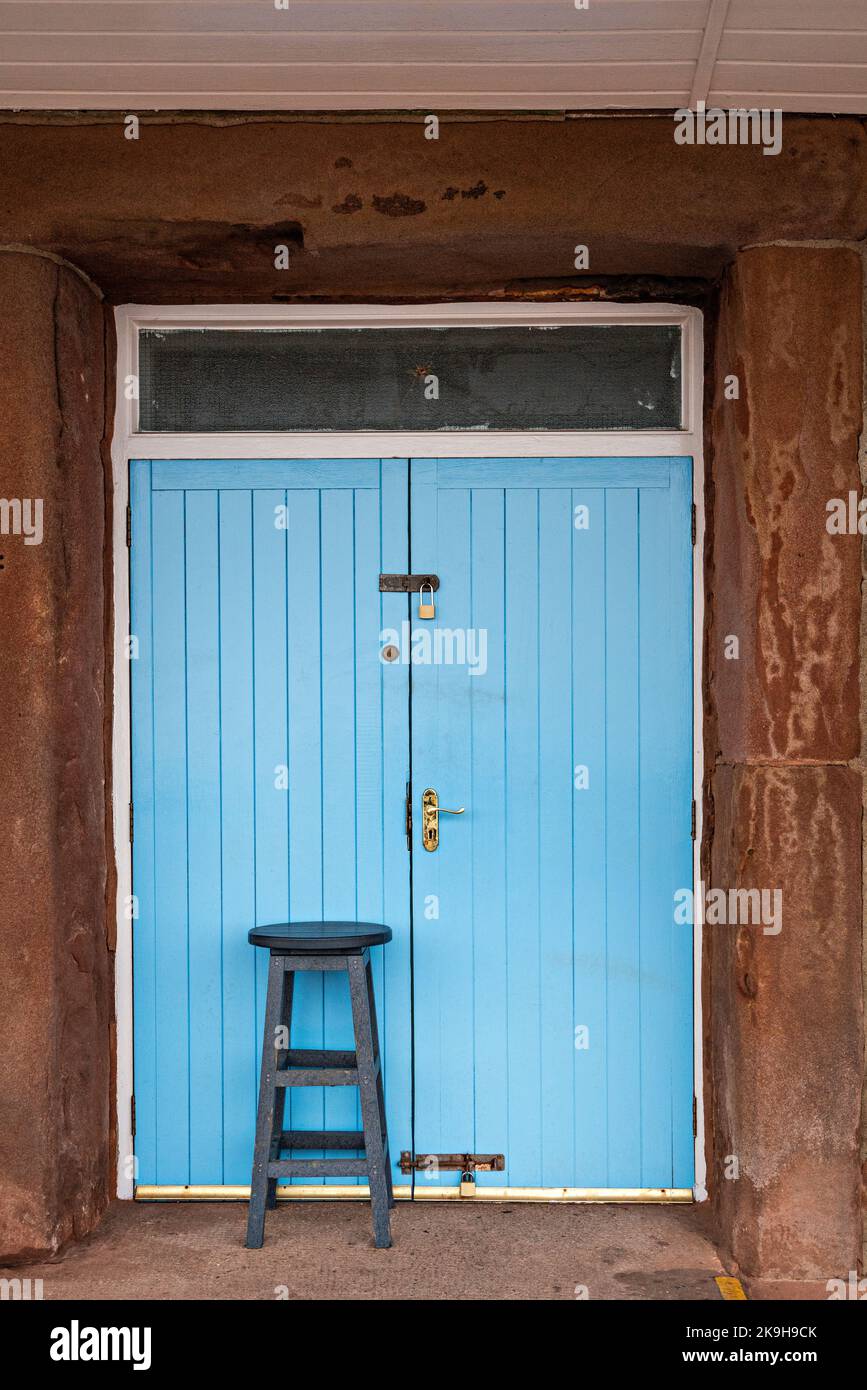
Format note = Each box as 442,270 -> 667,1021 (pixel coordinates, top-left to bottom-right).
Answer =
0,114 -> 863,1284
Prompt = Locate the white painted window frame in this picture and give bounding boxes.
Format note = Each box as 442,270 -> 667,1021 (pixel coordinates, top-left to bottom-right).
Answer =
112,300 -> 706,1201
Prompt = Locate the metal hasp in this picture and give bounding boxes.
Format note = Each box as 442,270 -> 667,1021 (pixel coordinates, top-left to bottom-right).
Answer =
378,573 -> 440,593
421,787 -> 465,851
399,1152 -> 505,1175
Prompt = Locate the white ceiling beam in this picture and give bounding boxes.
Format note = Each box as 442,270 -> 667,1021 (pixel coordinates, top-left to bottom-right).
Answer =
689,0 -> 732,107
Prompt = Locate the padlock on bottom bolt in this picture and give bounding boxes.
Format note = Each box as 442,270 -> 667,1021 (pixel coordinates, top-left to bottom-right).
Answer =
459,1168 -> 476,1198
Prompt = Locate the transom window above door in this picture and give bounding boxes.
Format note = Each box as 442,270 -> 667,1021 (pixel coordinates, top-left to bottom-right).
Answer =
137,323 -> 683,434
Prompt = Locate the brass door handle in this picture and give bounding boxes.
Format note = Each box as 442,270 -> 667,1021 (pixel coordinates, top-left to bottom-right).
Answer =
421,788 -> 465,852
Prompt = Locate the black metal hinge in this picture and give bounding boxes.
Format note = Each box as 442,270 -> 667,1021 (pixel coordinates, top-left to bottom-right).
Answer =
129,802 -> 134,843
131,1094 -> 136,1138
692,1096 -> 697,1137
691,800 -> 697,840
405,782 -> 412,851
126,503 -> 132,548
691,503 -> 697,546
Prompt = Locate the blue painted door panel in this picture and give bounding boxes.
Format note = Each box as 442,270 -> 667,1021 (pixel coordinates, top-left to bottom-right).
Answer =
131,453 -> 694,1194
130,459 -> 411,1186
409,457 -> 694,1190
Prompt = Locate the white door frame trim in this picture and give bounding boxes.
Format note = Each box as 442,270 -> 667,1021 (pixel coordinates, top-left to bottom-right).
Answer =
111,300 -> 706,1201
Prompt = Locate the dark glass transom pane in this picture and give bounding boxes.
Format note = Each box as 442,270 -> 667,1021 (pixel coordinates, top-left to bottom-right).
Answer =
138,325 -> 682,432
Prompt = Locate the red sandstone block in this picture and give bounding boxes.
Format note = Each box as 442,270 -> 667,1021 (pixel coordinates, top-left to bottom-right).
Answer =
709,246 -> 862,764
709,762 -> 863,1279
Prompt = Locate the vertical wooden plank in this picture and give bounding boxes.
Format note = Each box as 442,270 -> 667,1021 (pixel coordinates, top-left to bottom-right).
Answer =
252,488 -> 290,1144
285,488 -> 324,1167
252,490 -> 290,930
538,488 -> 574,1185
604,487 -> 642,1185
353,482 -> 384,1182
668,458 -> 696,1188
379,459 -> 412,1187
353,485 -> 384,929
638,481 -> 674,1183
184,490 -> 224,1182
468,486 -> 507,1189
429,485 -> 474,1160
129,460 -> 157,1185
504,488 -> 541,1185
320,488 -> 358,1178
218,490 -> 257,1184
408,456 -> 445,1191
150,488 -> 190,1183
571,486 -> 607,1184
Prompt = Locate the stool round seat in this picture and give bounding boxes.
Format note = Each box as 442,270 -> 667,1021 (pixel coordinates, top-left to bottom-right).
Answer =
248,921 -> 392,953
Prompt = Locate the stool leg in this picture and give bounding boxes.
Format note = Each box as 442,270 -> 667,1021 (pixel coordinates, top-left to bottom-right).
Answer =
267,968 -> 294,1210
348,955 -> 392,1248
246,955 -> 286,1249
365,955 -> 394,1209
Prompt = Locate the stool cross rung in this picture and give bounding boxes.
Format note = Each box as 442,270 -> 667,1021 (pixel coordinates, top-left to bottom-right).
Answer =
275,1066 -> 358,1087
275,1053 -> 380,1087
279,1130 -> 365,1151
283,1048 -> 356,1067
267,1158 -> 370,1179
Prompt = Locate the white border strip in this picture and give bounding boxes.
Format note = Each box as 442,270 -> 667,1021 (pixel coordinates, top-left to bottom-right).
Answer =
111,300 -> 706,1200
112,321 -> 134,1201
687,311 -> 708,1204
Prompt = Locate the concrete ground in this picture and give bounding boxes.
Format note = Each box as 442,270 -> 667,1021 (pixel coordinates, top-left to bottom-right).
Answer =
4,1199 -> 741,1301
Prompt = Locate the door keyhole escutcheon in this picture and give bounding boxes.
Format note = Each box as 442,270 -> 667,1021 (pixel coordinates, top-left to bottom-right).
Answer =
421,787 -> 465,851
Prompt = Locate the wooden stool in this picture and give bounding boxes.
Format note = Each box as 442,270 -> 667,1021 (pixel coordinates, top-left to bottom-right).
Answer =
245,921 -> 394,1250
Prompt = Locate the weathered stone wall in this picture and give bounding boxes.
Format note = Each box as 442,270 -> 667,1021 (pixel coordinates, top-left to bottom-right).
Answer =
707,246 -> 864,1280
0,114 -> 865,301
0,252 -> 113,1262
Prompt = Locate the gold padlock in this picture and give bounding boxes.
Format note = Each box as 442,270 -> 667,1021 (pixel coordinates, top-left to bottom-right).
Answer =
418,580 -> 435,620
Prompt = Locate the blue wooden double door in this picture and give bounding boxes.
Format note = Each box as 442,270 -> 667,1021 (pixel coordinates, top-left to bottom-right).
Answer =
130,456 -> 694,1194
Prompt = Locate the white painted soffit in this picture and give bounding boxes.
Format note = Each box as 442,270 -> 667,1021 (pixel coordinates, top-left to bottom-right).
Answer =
0,0 -> 865,114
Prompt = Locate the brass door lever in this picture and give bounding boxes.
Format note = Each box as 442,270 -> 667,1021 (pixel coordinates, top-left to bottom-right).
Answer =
421,787 -> 465,852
